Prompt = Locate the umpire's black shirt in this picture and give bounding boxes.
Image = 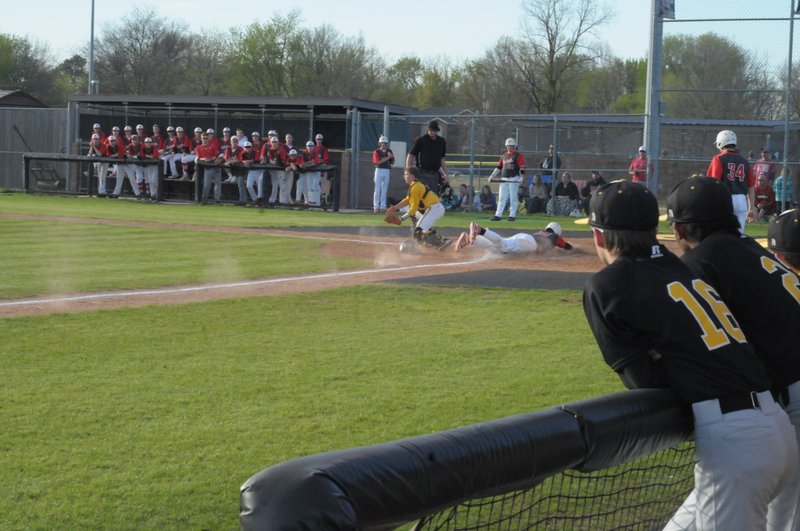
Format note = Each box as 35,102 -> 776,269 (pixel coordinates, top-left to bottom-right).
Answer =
409,134 -> 447,172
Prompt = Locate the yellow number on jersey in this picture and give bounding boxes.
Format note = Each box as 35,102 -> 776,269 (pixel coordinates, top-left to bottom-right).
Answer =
667,280 -> 747,350
761,256 -> 800,305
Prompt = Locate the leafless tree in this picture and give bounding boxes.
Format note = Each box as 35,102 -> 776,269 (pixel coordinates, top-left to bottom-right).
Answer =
93,7 -> 191,95
517,0 -> 614,113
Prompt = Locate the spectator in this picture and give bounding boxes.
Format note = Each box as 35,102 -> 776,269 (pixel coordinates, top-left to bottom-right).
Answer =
439,183 -> 456,210
753,174 -> 777,222
517,185 -> 528,214
526,174 -> 548,214
454,221 -> 573,253
479,185 -> 497,212
753,148 -> 778,183
707,129 -> 755,234
538,144 -> 561,186
547,171 -> 580,216
489,137 -> 526,222
456,183 -> 473,211
580,170 -> 607,214
372,135 -> 394,213
768,208 -> 800,273
774,168 -> 795,211
406,120 -> 449,193
628,145 -> 653,184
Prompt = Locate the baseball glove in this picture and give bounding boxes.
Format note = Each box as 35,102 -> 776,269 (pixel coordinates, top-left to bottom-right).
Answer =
384,213 -> 402,225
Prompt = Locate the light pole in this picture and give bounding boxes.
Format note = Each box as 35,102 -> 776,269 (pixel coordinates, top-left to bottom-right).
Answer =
88,0 -> 95,95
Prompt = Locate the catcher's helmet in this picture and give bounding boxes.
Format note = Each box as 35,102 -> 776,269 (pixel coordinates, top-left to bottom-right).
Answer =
505,137 -> 516,147
379,135 -> 389,144
545,222 -> 562,236
715,130 -> 737,149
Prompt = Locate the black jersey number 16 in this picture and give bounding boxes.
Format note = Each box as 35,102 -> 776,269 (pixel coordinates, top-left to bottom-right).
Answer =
667,279 -> 746,351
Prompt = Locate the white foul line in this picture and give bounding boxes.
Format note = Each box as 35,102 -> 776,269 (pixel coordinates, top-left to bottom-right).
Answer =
0,258 -> 482,309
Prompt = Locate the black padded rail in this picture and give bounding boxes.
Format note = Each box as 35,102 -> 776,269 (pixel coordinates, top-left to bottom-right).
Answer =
239,388 -> 692,530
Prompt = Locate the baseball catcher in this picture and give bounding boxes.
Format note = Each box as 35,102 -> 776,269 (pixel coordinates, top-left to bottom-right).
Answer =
385,167 -> 451,250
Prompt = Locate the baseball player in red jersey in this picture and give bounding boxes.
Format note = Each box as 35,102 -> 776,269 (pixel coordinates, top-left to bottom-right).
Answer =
91,123 -> 106,143
372,135 -> 394,213
706,129 -> 755,234
263,136 -> 288,206
181,127 -> 203,180
141,137 -> 160,200
769,208 -> 800,274
104,135 -> 126,198
197,133 -> 223,203
489,137 -> 526,221
668,177 -> 800,529
584,180 -> 797,531
310,133 -> 329,206
87,133 -> 109,196
223,136 -> 248,205
245,133 -> 265,206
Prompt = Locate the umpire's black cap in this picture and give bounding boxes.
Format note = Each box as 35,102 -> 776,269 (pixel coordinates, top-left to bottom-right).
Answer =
666,176 -> 732,223
589,179 -> 659,231
768,208 -> 800,252
427,120 -> 440,132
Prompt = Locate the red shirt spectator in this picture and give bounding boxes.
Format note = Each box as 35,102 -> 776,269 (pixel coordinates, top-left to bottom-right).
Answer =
628,147 -> 653,183
754,175 -> 777,221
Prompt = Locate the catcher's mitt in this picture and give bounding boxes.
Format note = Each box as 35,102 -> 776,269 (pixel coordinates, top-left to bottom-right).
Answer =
384,213 -> 402,225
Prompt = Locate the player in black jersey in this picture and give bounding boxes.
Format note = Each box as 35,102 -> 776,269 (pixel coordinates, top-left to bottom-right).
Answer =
769,208 -> 800,274
667,176 -> 800,529
584,179 -> 797,530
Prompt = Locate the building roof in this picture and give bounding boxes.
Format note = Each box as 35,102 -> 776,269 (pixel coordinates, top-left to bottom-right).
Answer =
67,94 -> 417,116
0,90 -> 47,108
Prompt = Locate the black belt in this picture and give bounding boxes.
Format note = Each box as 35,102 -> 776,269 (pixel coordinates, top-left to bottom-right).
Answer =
718,391 -> 761,414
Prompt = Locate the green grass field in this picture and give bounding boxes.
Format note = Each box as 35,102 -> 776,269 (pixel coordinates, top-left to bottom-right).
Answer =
0,192 -> 680,528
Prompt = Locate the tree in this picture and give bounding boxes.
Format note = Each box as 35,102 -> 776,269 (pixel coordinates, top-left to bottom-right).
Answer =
228,12 -> 304,97
293,25 -> 385,98
0,33 -> 62,105
55,54 -> 87,97
662,33 -> 777,120
375,56 -> 423,107
517,0 -> 614,113
414,57 -> 462,109
183,32 -> 230,97
93,7 -> 191,95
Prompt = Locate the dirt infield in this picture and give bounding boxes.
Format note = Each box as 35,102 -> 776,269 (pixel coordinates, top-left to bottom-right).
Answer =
0,215 -> 606,317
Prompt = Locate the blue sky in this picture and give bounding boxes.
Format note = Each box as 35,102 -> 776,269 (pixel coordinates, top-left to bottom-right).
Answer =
1,0 -> 652,64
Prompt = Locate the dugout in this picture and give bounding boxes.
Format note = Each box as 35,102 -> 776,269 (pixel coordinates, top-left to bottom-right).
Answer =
65,95 -> 418,207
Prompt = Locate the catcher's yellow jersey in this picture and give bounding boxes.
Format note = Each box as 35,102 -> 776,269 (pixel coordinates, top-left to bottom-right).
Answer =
404,181 -> 439,217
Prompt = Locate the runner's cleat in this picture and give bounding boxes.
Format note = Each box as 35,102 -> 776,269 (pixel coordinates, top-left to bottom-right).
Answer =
468,222 -> 481,244
454,232 -> 470,251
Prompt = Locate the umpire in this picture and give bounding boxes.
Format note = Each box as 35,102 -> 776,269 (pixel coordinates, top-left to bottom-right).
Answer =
406,120 -> 449,194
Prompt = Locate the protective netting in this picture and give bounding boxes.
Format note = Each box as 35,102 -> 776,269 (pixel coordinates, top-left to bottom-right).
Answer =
415,442 -> 695,531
